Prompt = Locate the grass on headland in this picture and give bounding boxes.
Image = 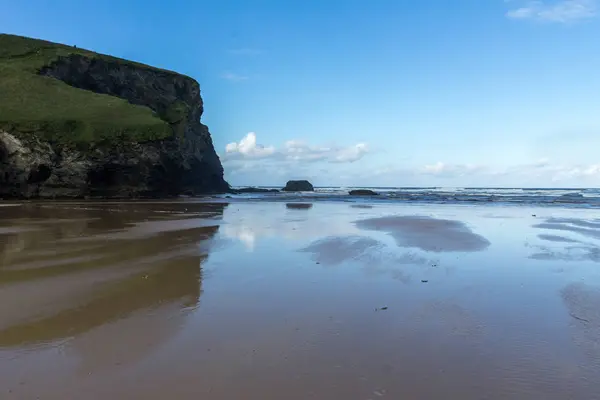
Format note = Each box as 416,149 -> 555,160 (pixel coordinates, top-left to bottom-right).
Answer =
0,34 -> 181,147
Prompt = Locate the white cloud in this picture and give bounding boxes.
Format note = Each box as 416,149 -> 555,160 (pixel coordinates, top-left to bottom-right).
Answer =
419,160 -> 600,185
548,163 -> 600,180
496,158 -> 600,180
422,162 -> 487,177
333,158 -> 600,188
506,0 -> 597,23
220,134 -> 600,187
220,72 -> 249,82
224,132 -> 276,159
334,143 -> 369,163
282,140 -> 369,163
222,132 -> 369,164
224,156 -> 600,187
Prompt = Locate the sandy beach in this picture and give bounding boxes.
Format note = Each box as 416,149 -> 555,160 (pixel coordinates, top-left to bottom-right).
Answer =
1,200 -> 600,399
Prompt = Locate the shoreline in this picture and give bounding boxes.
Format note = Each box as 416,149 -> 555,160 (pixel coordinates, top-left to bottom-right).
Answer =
2,195 -> 598,210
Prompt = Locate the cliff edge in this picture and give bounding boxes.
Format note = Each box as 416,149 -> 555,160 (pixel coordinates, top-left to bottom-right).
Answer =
0,34 -> 228,198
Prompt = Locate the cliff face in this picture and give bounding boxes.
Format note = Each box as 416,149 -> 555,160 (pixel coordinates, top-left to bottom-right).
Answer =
0,37 -> 228,198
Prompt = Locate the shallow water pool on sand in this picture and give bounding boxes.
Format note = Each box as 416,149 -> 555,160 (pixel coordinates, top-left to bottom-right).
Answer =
1,201 -> 600,399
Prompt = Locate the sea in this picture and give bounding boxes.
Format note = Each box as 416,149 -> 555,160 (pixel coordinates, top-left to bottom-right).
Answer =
224,186 -> 600,208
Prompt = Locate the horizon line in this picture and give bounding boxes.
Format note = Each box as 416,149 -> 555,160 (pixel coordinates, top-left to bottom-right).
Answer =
228,185 -> 599,190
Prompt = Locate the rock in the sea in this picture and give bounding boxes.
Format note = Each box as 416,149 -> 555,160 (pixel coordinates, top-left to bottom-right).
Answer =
235,187 -> 280,194
282,180 -> 314,192
0,34 -> 228,199
349,189 -> 379,196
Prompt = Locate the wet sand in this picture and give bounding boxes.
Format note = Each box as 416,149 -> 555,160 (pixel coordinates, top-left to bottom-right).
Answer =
1,201 -> 600,399
354,215 -> 491,252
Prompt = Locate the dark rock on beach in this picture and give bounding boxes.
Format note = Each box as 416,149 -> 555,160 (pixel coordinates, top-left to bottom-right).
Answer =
234,187 -> 280,194
349,189 -> 379,196
282,180 -> 314,192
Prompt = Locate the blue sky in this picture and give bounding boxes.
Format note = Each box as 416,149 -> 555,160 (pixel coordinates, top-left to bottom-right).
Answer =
2,0 -> 600,187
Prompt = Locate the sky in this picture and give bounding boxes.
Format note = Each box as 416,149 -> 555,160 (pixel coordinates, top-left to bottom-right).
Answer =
2,0 -> 600,187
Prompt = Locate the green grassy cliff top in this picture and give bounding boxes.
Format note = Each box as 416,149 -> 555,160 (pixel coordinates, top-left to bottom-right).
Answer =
0,34 -> 178,146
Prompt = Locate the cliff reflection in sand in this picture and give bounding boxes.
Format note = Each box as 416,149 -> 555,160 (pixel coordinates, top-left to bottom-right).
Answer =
0,202 -> 227,351
355,215 -> 490,253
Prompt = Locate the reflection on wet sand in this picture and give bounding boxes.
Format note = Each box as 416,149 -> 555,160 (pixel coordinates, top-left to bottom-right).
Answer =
350,204 -> 374,209
562,283 -> 600,358
534,217 -> 600,240
355,215 -> 490,252
0,203 -> 226,350
538,234 -> 581,243
530,217 -> 600,263
3,202 -> 600,399
300,236 -> 382,265
529,245 -> 600,263
300,233 -> 441,284
408,300 -> 484,338
285,203 -> 313,210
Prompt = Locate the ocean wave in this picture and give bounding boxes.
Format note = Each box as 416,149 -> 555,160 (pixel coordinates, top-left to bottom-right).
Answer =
222,187 -> 600,207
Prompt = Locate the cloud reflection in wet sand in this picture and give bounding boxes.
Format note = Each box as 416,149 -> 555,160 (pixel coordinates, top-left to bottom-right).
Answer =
529,245 -> 600,263
534,218 -> 600,240
538,234 -> 582,244
299,235 -> 436,283
530,217 -> 600,263
300,236 -> 382,266
220,203 -> 363,251
355,216 -> 490,253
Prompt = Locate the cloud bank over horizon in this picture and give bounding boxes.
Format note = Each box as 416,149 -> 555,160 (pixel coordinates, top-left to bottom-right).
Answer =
220,133 -> 600,188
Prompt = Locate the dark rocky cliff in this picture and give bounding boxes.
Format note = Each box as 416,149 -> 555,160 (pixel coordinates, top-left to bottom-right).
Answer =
0,35 -> 228,199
